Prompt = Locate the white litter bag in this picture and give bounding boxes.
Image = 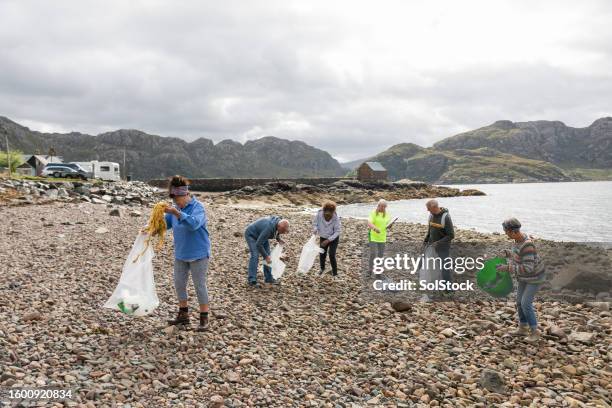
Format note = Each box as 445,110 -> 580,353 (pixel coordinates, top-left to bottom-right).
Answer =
419,245 -> 442,285
297,235 -> 324,273
262,244 -> 286,279
103,233 -> 159,316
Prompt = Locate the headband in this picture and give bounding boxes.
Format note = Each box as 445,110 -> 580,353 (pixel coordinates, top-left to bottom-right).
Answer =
502,219 -> 521,230
170,185 -> 189,196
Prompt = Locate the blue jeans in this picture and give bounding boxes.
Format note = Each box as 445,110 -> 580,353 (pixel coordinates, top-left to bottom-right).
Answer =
516,281 -> 541,328
245,234 -> 273,284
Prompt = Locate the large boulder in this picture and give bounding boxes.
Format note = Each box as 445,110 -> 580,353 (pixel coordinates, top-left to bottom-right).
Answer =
479,369 -> 506,394
545,242 -> 611,295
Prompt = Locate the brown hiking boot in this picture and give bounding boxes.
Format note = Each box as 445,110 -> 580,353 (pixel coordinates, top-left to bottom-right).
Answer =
197,313 -> 209,332
524,328 -> 540,343
511,324 -> 529,336
167,308 -> 189,326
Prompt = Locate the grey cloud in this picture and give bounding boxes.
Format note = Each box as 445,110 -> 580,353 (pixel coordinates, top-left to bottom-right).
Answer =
0,0 -> 610,161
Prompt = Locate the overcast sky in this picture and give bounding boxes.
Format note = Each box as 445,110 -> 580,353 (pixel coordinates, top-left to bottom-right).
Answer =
1,1 -> 611,161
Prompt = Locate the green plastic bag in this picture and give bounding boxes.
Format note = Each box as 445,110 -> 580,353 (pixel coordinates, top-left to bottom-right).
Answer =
476,257 -> 513,298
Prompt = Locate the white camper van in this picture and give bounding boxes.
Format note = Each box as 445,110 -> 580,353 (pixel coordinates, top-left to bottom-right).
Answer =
71,161 -> 121,181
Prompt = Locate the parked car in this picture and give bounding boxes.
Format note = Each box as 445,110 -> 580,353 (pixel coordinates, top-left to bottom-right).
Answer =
47,162 -> 87,172
42,165 -> 89,180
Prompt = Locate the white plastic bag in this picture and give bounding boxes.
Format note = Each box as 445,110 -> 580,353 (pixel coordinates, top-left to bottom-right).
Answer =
419,245 -> 442,285
270,244 -> 286,279
262,244 -> 286,279
103,233 -> 159,316
297,235 -> 325,273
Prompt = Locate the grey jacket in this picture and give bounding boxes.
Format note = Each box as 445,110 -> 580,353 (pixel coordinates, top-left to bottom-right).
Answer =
312,210 -> 341,241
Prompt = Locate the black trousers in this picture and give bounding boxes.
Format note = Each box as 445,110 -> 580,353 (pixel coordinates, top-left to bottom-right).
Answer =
320,237 -> 339,275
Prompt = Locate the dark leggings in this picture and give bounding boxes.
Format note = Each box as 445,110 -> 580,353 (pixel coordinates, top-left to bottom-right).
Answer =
320,237 -> 339,275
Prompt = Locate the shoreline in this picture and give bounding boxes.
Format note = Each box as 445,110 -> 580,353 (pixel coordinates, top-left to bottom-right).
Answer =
216,180 -> 484,207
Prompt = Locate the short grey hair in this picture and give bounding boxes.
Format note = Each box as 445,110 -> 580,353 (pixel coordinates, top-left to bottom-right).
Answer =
426,199 -> 439,209
502,217 -> 521,231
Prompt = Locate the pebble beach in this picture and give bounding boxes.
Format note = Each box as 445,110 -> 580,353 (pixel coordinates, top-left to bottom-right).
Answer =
1,195 -> 610,407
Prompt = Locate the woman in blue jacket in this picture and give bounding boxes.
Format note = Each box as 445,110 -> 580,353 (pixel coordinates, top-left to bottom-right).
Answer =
164,175 -> 211,331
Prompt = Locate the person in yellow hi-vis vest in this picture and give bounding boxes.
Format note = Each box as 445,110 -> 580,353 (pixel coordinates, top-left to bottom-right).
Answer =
367,199 -> 396,274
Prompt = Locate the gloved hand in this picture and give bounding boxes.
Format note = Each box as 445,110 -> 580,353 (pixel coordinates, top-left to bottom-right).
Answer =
500,249 -> 511,258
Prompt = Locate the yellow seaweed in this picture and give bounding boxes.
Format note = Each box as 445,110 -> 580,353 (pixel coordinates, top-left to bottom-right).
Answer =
133,201 -> 169,262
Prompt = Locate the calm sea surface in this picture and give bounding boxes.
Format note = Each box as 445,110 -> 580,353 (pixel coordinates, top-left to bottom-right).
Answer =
336,181 -> 612,242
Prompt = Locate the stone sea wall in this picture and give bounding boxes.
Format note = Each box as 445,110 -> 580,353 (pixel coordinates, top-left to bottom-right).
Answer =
148,177 -> 355,192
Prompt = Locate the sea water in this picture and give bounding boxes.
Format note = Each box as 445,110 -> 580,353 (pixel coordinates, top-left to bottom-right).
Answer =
337,181 -> 612,242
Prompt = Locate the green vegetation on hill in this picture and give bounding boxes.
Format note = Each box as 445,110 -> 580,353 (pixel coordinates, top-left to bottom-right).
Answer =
434,149 -> 571,184
565,167 -> 612,181
0,150 -> 24,172
367,145 -> 573,183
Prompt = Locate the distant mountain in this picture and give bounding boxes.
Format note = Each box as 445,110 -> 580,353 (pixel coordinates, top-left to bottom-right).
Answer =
434,118 -> 612,169
4,115 -> 610,183
363,118 -> 612,183
0,116 -> 345,180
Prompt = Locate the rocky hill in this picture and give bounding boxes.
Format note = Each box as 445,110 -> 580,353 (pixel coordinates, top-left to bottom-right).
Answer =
435,118 -> 612,169
4,115 -> 611,183
0,117 -> 345,180
362,118 -> 612,183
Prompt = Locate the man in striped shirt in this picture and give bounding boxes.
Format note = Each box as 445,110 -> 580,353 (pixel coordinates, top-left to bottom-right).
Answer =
496,217 -> 546,343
